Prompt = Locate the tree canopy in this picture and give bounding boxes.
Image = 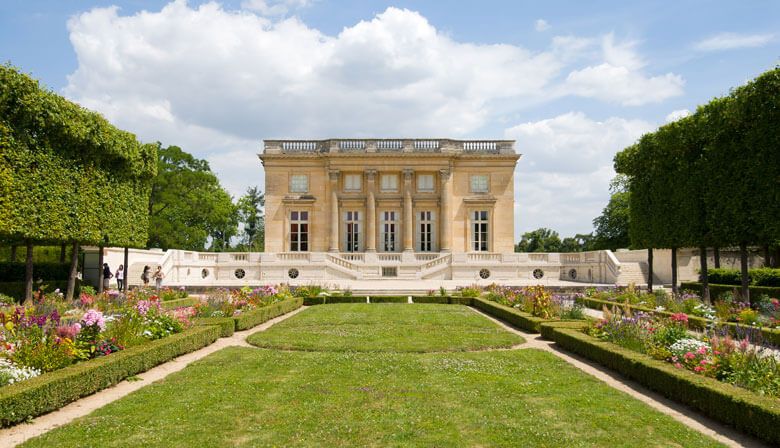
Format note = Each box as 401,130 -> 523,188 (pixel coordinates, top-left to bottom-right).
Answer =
147,145 -> 237,251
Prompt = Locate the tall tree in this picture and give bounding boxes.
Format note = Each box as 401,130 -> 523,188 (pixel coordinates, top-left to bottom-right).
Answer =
147,145 -> 237,251
236,186 -> 265,252
515,228 -> 562,253
591,185 -> 631,251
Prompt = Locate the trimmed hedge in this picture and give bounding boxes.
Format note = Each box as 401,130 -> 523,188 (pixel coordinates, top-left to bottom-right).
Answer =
472,298 -> 558,333
577,296 -> 780,346
0,262 -> 70,282
680,282 -> 780,299
303,296 -> 367,305
412,296 -> 451,304
302,295 -> 474,306
0,280 -> 80,302
193,317 -> 234,337
704,267 -> 780,287
539,320 -> 589,340
234,297 -> 303,331
0,324 -> 220,427
369,296 -> 409,303
160,297 -> 197,309
542,325 -> 780,445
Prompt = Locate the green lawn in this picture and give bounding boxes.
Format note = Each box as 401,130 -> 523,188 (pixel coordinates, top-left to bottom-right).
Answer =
21,304 -> 723,447
247,303 -> 524,352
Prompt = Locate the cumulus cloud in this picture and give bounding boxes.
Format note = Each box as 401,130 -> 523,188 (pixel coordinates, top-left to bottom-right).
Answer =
505,112 -> 654,235
63,1 -> 680,234
665,109 -> 691,122
535,19 -> 550,32
694,32 -> 775,51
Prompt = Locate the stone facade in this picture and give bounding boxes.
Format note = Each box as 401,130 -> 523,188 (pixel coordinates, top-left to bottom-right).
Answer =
260,139 -> 519,255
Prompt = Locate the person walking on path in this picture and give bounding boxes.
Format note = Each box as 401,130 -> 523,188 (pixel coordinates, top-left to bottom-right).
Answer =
102,263 -> 113,290
153,265 -> 165,291
115,264 -> 125,291
141,265 -> 151,287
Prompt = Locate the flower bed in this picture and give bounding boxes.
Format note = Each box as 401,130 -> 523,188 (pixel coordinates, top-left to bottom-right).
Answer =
191,285 -> 304,333
681,282 -> 780,301
481,285 -> 586,321
0,324 -> 220,427
542,322 -> 780,445
0,287 -> 196,390
584,307 -> 780,398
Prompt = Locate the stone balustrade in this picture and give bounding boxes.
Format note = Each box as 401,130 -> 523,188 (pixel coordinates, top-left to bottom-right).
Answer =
264,139 -> 516,155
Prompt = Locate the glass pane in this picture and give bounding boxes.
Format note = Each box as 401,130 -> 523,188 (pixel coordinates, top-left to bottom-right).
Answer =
291,223 -> 298,232
300,224 -> 308,232
481,211 -> 488,220
301,242 -> 308,251
301,211 -> 308,220
291,211 -> 298,220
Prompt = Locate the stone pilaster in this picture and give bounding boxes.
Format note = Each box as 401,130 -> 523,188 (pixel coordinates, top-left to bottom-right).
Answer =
328,169 -> 340,252
403,169 -> 414,252
439,169 -> 452,252
365,169 -> 377,252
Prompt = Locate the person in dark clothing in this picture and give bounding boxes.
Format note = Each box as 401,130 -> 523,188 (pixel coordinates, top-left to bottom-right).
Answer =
102,263 -> 113,290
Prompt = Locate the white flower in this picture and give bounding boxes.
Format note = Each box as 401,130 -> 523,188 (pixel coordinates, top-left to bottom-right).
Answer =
0,358 -> 41,387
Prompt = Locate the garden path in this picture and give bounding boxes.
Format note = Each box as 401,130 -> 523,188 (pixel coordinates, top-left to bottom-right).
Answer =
1,304 -> 770,448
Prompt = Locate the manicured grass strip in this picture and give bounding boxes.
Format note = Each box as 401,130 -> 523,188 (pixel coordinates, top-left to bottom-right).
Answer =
576,296 -> 780,346
21,347 -> 723,447
248,303 -> 524,352
0,325 -> 221,427
542,323 -> 780,445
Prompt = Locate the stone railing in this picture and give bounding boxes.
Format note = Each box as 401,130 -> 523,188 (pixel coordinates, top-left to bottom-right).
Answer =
414,253 -> 439,261
339,253 -> 365,262
467,252 -> 502,262
377,253 -> 402,262
264,139 -> 515,155
278,252 -> 311,261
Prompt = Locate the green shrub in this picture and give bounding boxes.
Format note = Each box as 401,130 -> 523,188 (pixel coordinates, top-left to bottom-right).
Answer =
193,317 -> 235,337
0,262 -> 71,282
750,268 -> 780,287
160,297 -> 197,309
472,298 -> 549,333
233,298 -> 303,331
0,325 -> 220,427
703,268 -> 780,287
369,296 -> 408,303
706,268 -> 742,285
303,296 -> 366,305
680,282 -> 780,301
0,280 -> 80,302
412,296 -> 450,304
542,325 -> 780,445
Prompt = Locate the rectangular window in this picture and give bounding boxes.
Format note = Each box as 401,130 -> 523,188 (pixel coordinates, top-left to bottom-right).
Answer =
417,210 -> 434,252
380,211 -> 398,252
344,174 -> 362,191
380,174 -> 398,192
290,174 -> 308,193
472,210 -> 489,251
289,210 -> 309,252
344,210 -> 361,252
470,175 -> 489,193
417,174 -> 434,192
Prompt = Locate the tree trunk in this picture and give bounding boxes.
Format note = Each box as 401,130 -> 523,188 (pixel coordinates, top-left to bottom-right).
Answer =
24,240 -> 33,302
763,244 -> 770,268
774,247 -> 780,269
671,247 -> 678,295
713,247 -> 720,268
10,245 -> 16,262
739,242 -> 750,303
60,243 -> 66,263
699,246 -> 710,304
647,248 -> 654,292
97,245 -> 105,293
66,242 -> 79,301
123,246 -> 129,293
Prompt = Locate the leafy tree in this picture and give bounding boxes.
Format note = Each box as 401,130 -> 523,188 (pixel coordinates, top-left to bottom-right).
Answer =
591,190 -> 631,250
515,228 -> 562,253
147,145 -> 237,251
236,186 -> 265,252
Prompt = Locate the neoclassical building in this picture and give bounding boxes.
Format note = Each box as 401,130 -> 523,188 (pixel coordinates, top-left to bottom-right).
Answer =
260,139 -> 519,256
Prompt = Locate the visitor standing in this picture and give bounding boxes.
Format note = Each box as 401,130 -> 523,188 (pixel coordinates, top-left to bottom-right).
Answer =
115,264 -> 125,291
153,265 -> 165,291
102,263 -> 113,290
142,265 -> 151,287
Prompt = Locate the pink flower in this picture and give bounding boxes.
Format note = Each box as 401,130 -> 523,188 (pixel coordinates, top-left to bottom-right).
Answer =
694,366 -> 704,373
82,309 -> 106,331
674,363 -> 682,369
697,346 -> 708,355
684,352 -> 695,360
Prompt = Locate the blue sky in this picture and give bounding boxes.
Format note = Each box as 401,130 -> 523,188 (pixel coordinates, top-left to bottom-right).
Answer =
2,0 -> 778,240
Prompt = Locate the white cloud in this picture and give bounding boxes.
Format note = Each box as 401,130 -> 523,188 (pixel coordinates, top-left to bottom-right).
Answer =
562,34 -> 684,105
694,32 -> 775,51
665,109 -> 691,122
241,0 -> 313,16
505,112 -> 654,235
535,19 -> 550,32
63,2 -> 680,238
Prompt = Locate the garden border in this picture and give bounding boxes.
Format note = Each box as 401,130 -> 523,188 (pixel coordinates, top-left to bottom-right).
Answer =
193,297 -> 303,333
576,296 -> 780,346
0,324 -> 221,427
680,282 -> 780,300
540,322 -> 780,445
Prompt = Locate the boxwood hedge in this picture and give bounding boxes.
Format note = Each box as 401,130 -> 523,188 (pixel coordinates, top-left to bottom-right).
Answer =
541,324 -> 780,445
193,317 -> 235,337
471,297 -> 572,333
233,297 -> 303,331
680,281 -> 780,300
160,297 -> 197,309
0,325 -> 221,427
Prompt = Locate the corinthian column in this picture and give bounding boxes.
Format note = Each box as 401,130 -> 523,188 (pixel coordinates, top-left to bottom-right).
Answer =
439,169 -> 451,252
366,169 -> 377,252
403,169 -> 414,252
328,169 -> 340,252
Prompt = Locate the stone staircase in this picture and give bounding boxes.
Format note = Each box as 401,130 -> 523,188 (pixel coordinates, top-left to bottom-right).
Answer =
617,262 -> 647,286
